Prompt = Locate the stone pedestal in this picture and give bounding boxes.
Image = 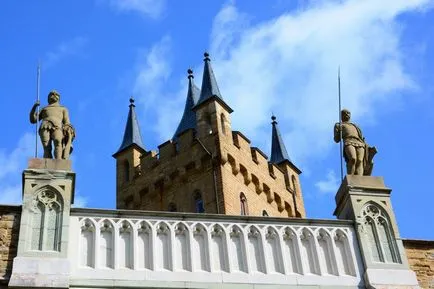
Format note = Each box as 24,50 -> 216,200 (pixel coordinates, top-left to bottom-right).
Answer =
334,175 -> 420,289
8,158 -> 75,288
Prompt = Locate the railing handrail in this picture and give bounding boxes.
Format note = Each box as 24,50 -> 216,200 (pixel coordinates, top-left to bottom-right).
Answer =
71,207 -> 354,226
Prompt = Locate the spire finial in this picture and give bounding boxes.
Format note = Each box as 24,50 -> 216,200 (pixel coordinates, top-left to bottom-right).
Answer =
113,95 -> 145,157
187,68 -> 194,79
270,113 -> 292,164
204,52 -> 210,61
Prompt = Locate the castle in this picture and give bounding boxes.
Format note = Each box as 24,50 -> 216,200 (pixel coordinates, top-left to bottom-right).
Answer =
0,53 -> 432,289
113,53 -> 305,219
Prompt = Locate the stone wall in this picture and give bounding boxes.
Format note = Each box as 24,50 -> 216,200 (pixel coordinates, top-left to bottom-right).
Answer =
0,205 -> 20,286
403,239 -> 434,289
115,101 -> 306,218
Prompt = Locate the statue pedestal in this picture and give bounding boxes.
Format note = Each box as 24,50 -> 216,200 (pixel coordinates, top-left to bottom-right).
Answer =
334,175 -> 420,289
28,158 -> 72,171
9,159 -> 75,288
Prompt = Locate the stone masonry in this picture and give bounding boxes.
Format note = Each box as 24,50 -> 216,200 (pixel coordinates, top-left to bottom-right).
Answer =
0,206 -> 20,287
115,106 -> 305,218
114,54 -> 305,218
403,239 -> 434,289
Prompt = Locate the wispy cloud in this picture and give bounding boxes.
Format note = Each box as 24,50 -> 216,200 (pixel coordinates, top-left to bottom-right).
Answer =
204,0 -> 427,165
108,0 -> 166,19
0,132 -> 34,204
72,190 -> 89,208
44,36 -> 87,69
132,36 -> 186,142
131,0 -> 431,174
315,170 -> 340,194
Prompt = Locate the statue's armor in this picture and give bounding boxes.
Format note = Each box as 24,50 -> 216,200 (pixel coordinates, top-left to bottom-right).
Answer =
38,105 -> 68,133
341,122 -> 364,148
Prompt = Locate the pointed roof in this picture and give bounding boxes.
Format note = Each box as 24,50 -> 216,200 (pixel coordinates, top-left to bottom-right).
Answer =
113,98 -> 145,157
173,69 -> 200,139
270,115 -> 292,164
193,52 -> 233,112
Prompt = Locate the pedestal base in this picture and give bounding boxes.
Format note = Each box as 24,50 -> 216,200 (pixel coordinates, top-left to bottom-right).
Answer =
28,158 -> 72,171
8,257 -> 70,288
364,268 -> 420,289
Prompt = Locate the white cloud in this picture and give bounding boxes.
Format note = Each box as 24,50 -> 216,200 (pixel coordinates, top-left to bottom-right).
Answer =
44,36 -> 87,69
203,0 -> 429,165
133,36 -> 171,106
131,0 -> 431,169
210,2 -> 249,60
132,36 -> 187,141
109,0 -> 165,19
0,132 -> 34,179
72,193 -> 89,208
315,170 -> 340,194
0,132 -> 34,204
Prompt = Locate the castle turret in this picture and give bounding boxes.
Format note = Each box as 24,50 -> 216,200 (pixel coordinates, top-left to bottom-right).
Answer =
193,52 -> 233,140
111,53 -> 307,218
270,115 -> 305,217
113,98 -> 146,208
173,69 -> 200,140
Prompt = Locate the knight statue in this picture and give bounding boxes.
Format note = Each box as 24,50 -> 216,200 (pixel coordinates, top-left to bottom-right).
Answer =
334,109 -> 377,176
29,90 -> 75,160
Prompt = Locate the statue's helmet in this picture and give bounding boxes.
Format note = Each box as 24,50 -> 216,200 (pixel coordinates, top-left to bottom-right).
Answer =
48,90 -> 60,104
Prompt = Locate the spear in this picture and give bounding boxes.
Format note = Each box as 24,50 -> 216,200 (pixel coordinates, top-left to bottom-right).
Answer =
338,67 -> 344,180
35,62 -> 40,158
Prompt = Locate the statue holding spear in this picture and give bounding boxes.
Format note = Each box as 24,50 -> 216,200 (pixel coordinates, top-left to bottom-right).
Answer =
333,70 -> 377,176
30,89 -> 75,160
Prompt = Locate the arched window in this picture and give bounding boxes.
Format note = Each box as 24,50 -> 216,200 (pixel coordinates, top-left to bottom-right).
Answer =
203,112 -> 213,134
262,210 -> 268,216
240,193 -> 248,216
220,113 -> 227,135
31,189 -> 63,251
362,203 -> 401,264
194,191 -> 205,213
123,160 -> 130,183
168,202 -> 177,212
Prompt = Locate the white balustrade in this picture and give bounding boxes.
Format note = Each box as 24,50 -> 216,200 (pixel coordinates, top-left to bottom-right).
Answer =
68,210 -> 364,287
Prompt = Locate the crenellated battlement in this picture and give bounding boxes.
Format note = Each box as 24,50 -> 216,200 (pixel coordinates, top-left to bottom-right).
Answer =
218,128 -> 305,217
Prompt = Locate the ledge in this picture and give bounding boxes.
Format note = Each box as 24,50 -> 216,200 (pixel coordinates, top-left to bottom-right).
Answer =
70,207 -> 353,226
0,204 -> 21,212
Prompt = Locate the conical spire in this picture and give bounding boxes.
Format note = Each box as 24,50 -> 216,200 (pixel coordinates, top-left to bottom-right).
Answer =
270,115 -> 292,164
194,52 -> 232,112
173,69 -> 200,139
113,98 -> 145,157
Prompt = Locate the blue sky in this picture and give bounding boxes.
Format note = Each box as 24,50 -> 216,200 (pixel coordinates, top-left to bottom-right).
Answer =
1,0 -> 433,240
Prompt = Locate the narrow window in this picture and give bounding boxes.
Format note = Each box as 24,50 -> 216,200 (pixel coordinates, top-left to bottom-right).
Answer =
262,210 -> 268,216
123,160 -> 130,183
168,202 -> 177,212
194,191 -> 205,213
240,193 -> 248,216
291,175 -> 297,195
220,113 -> 227,135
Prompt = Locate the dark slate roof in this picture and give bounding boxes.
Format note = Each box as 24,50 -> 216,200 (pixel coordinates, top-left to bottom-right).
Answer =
173,69 -> 200,139
270,115 -> 292,164
113,98 -> 145,157
194,52 -> 232,112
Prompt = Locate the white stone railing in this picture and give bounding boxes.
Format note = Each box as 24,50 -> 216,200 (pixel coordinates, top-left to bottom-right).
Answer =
68,209 -> 364,288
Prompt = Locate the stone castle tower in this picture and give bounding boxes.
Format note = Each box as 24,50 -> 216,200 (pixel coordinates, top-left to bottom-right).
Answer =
113,53 -> 305,218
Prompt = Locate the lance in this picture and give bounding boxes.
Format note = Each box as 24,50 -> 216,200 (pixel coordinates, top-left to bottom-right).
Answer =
35,62 -> 40,158
338,67 -> 344,180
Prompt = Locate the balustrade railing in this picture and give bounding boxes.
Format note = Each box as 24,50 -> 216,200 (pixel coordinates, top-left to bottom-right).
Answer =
69,208 -> 364,287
